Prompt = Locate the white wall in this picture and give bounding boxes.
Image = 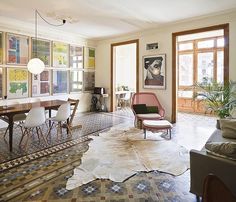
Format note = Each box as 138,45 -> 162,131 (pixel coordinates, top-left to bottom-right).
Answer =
95,10 -> 236,120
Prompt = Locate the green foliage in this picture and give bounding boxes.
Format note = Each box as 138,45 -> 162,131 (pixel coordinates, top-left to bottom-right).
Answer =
193,81 -> 236,118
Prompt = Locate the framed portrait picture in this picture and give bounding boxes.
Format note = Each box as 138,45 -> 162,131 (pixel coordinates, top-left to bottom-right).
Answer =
143,54 -> 166,89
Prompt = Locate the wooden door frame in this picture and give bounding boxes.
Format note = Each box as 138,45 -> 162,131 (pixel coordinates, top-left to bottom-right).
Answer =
110,39 -> 139,112
172,24 -> 229,122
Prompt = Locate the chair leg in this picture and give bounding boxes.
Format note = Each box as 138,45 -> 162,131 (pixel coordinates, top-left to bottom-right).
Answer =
36,127 -> 40,143
46,122 -> 54,139
65,123 -> 72,136
38,126 -> 48,146
56,123 -> 60,140
144,128 -> 147,139
19,128 -> 27,146
24,129 -> 32,150
3,126 -> 9,139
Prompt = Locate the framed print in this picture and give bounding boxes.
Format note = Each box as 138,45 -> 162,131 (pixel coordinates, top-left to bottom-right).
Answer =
83,71 -> 95,91
0,32 -> 2,64
32,70 -> 50,96
143,54 -> 166,89
53,70 -> 68,94
0,68 -> 2,98
52,41 -> 68,68
84,47 -> 95,69
32,38 -> 50,66
7,68 -> 28,99
70,45 -> 83,68
6,33 -> 29,65
70,70 -> 83,92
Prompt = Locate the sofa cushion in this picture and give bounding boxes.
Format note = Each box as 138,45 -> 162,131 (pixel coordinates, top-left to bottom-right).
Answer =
133,104 -> 147,114
205,142 -> 236,160
220,119 -> 236,139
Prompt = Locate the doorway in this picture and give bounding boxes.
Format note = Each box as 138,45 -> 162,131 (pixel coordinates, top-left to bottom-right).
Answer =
172,24 -> 229,122
111,40 -> 139,112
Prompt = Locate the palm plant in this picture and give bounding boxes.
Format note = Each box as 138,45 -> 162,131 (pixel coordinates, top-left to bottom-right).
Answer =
193,81 -> 236,118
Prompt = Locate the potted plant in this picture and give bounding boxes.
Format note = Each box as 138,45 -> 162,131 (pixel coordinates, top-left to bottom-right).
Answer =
193,81 -> 236,129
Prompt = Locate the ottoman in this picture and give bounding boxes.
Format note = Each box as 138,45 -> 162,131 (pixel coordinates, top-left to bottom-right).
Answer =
142,120 -> 173,139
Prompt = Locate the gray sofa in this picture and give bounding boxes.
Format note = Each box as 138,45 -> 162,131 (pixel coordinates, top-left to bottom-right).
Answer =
190,129 -> 236,197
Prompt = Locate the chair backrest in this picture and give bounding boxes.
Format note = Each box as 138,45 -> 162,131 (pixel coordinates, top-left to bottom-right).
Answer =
55,102 -> 71,121
67,98 -> 79,125
131,92 -> 165,116
25,107 -> 45,128
203,174 -> 236,202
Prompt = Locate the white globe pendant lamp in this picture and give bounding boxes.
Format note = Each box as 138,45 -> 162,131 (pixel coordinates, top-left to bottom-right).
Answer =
27,10 -> 66,74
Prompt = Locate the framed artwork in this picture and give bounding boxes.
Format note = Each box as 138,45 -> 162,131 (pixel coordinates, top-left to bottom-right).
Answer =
32,70 -> 50,96
6,33 -> 29,65
70,45 -> 83,68
32,38 -> 50,66
70,70 -> 83,92
83,71 -> 95,91
53,70 -> 68,94
143,54 -> 166,89
84,47 -> 95,69
52,41 -> 68,68
0,68 -> 2,98
0,32 -> 2,64
7,68 -> 28,99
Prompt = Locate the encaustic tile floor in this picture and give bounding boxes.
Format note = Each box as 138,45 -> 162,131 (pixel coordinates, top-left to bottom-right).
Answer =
0,109 -> 216,202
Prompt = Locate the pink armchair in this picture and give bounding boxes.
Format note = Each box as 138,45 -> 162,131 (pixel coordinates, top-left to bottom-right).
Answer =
131,92 -> 165,128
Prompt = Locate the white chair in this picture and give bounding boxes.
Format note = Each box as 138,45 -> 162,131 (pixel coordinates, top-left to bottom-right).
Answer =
120,92 -> 131,107
47,102 -> 71,140
2,101 -> 26,139
19,107 -> 47,149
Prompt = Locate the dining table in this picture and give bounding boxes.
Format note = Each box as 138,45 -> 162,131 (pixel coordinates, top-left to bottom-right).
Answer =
0,100 -> 75,152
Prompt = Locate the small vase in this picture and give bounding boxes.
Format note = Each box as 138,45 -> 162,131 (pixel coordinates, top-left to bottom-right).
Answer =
216,119 -> 221,129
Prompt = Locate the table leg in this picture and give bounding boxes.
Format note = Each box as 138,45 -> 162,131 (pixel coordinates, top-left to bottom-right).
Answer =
66,118 -> 69,134
49,109 -> 51,127
8,115 -> 14,152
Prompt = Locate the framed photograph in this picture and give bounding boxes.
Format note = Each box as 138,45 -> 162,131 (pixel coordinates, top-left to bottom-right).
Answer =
7,68 -> 28,99
70,45 -> 83,68
53,70 -> 68,94
143,54 -> 166,89
84,47 -> 95,69
70,70 -> 83,92
32,70 -> 50,97
6,33 -> 29,65
52,41 -> 68,68
32,38 -> 50,66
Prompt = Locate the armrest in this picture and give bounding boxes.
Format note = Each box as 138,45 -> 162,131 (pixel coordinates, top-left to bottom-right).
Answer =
190,149 -> 236,197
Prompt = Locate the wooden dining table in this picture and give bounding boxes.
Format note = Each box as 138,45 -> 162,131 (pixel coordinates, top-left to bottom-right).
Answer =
0,100 -> 74,152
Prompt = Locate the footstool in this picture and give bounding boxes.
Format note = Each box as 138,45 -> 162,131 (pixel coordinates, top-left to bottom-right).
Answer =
142,120 -> 173,139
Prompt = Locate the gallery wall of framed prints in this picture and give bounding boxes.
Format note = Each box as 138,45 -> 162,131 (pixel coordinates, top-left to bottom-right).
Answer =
0,31 -> 96,99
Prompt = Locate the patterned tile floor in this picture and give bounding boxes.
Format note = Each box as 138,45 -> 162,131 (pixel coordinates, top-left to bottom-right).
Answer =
0,109 -> 216,202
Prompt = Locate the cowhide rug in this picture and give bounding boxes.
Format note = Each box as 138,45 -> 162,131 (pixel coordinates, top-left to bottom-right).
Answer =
66,127 -> 189,190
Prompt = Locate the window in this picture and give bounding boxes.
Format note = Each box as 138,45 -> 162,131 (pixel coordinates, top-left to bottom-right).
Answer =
70,71 -> 83,92
70,45 -> 83,68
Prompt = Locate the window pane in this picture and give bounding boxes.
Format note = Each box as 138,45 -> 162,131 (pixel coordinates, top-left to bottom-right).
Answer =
70,46 -> 83,68
179,54 -> 193,86
217,51 -> 224,83
70,71 -> 83,92
178,43 -> 193,51
217,38 -> 224,47
197,40 -> 214,49
178,90 -> 193,98
197,52 -> 214,83
53,70 -> 68,94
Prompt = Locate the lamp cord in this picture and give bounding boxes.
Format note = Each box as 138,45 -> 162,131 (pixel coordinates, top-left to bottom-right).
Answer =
36,10 -> 66,27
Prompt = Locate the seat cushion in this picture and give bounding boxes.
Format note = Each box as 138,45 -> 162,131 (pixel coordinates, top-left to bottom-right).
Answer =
143,120 -> 172,128
137,113 -> 161,119
220,119 -> 236,139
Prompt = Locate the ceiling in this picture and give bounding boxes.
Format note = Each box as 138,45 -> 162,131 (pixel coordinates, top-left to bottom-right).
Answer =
0,0 -> 236,40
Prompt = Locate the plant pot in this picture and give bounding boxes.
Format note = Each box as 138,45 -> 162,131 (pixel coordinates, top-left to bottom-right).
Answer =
216,119 -> 221,129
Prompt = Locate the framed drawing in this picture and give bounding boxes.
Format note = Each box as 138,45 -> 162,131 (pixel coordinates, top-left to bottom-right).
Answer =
0,32 -> 2,64
53,70 -> 68,94
143,54 -> 166,89
52,41 -> 68,68
32,38 -> 50,66
32,70 -> 50,96
6,33 -> 29,65
7,68 -> 28,99
83,71 -> 95,91
70,45 -> 83,68
70,70 -> 83,92
84,47 -> 95,69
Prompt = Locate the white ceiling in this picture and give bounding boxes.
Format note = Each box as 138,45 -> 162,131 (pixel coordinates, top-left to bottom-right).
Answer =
0,0 -> 236,40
